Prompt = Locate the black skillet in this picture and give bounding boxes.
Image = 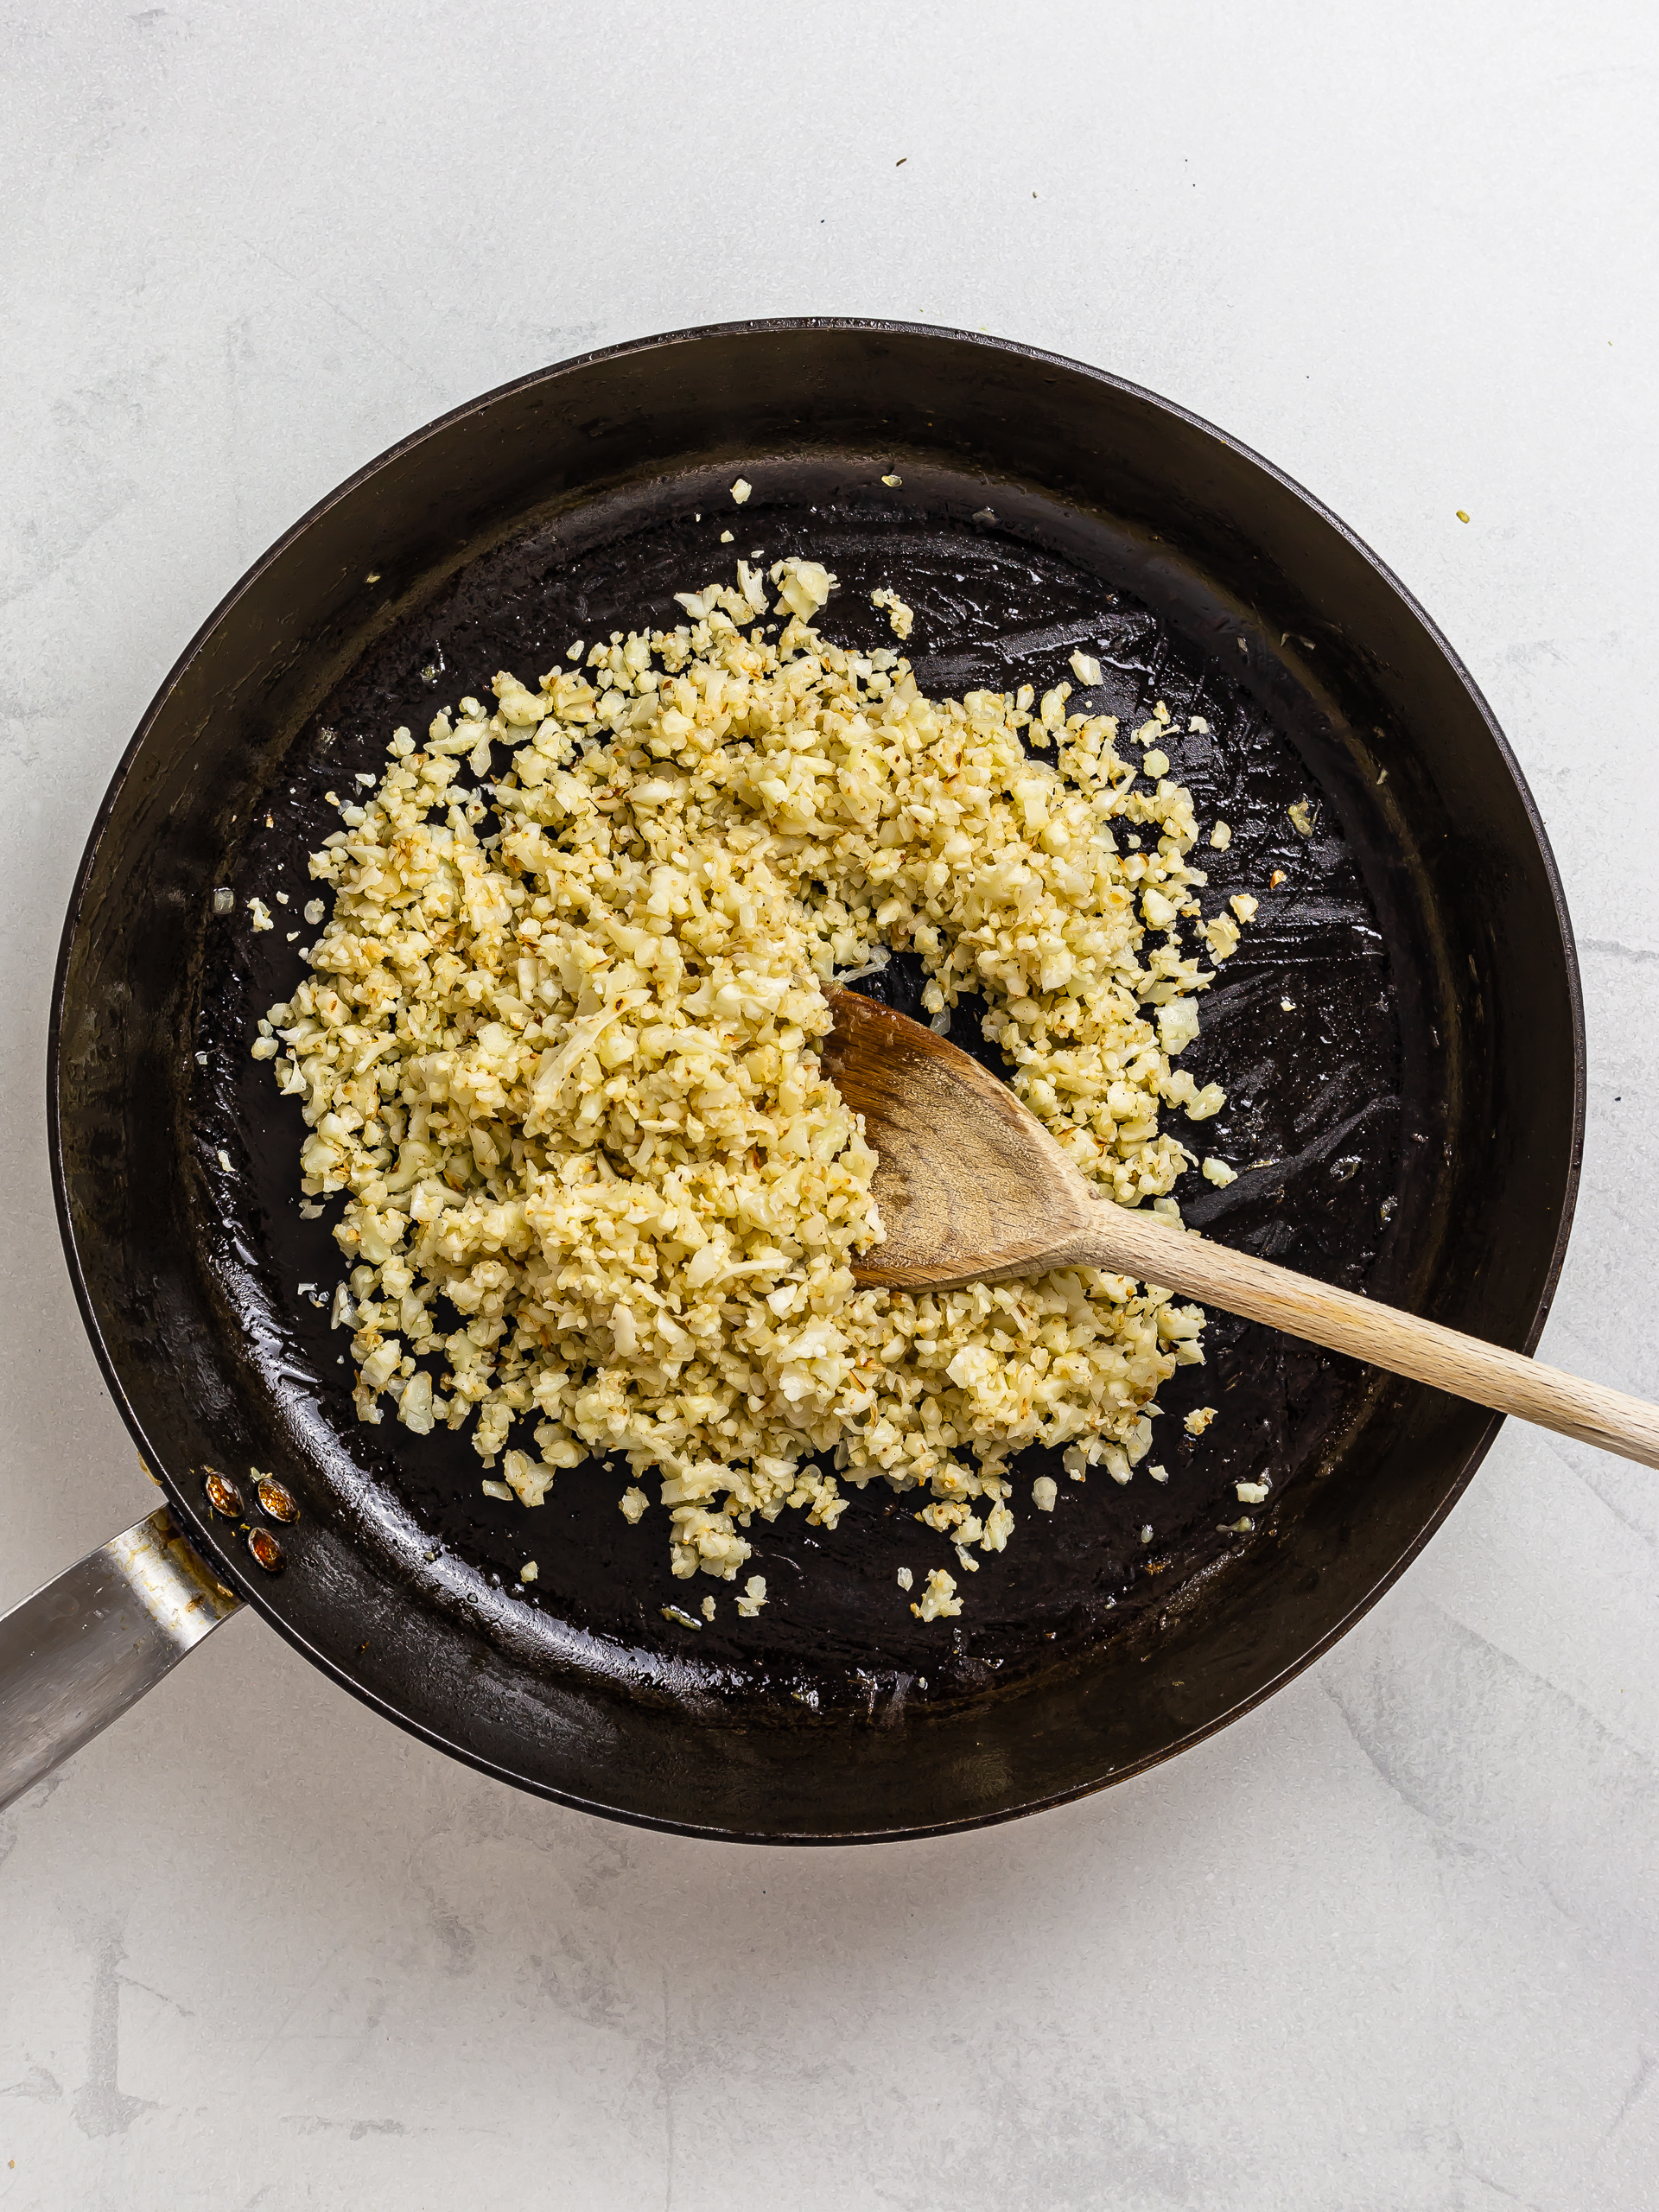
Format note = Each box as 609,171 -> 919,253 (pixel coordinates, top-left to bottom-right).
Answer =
32,321 -> 1582,1840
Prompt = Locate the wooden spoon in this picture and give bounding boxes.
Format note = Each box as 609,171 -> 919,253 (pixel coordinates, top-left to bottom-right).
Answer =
820,985 -> 1659,1470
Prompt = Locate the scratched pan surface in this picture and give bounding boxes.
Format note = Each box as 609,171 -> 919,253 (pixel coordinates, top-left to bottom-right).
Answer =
51,323 -> 1583,1840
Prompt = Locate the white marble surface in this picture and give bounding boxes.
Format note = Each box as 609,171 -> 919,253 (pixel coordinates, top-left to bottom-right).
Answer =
3,3 -> 1657,2204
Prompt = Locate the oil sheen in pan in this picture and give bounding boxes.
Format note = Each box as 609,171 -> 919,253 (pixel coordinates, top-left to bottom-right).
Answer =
194,486 -> 1435,1715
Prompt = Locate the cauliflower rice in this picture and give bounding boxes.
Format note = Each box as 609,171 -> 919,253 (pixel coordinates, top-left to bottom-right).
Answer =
251,557 -> 1246,1610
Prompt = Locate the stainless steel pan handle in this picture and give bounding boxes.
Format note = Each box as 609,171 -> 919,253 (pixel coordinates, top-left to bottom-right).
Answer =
0,1507 -> 242,1812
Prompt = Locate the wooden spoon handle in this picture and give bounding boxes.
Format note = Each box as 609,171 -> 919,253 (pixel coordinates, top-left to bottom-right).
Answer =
1057,1204 -> 1659,1471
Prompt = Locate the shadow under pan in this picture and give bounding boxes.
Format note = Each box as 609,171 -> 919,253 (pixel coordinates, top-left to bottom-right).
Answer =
52,322 -> 1583,1839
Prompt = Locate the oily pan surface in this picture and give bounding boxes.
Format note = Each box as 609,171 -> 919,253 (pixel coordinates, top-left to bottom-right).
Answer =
192,483 -> 1427,1719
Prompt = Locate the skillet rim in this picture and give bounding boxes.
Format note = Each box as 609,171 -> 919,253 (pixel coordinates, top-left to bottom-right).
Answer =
45,316 -> 1587,1840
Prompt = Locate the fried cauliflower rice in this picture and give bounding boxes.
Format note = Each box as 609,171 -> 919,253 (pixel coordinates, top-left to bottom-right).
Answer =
251,559 -> 1249,1612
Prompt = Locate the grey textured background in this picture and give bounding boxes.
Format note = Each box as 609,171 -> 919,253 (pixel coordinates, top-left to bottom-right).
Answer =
3,3 -> 1657,2206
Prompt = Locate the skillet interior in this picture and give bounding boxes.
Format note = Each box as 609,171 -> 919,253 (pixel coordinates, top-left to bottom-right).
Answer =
51,322 -> 1583,1840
